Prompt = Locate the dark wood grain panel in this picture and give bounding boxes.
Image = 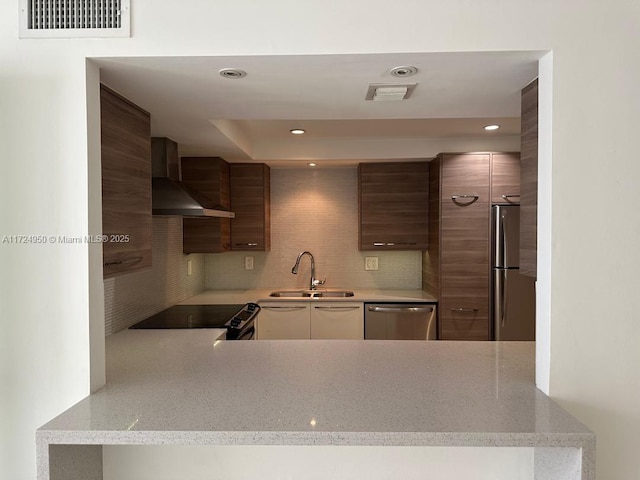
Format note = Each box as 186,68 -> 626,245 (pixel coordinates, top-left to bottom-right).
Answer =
439,296 -> 490,340
438,153 -> 491,340
491,152 -> 521,204
183,217 -> 230,254
422,157 -> 441,298
358,161 -> 429,250
520,79 -> 538,277
181,157 -> 230,209
100,85 -> 152,277
181,157 -> 231,253
230,163 -> 271,251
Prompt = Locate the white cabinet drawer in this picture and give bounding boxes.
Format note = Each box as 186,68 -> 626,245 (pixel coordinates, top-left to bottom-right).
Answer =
311,303 -> 364,340
256,303 -> 310,340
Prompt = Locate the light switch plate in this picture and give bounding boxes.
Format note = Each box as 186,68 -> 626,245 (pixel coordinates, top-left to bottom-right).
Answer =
187,259 -> 193,276
365,256 -> 379,271
244,256 -> 255,270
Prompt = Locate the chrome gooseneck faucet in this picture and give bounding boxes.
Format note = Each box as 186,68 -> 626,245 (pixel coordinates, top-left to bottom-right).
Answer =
291,251 -> 326,290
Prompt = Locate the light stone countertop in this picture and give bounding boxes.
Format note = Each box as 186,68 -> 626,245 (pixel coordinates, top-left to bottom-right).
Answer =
36,332 -> 595,479
39,331 -> 592,445
177,288 -> 437,304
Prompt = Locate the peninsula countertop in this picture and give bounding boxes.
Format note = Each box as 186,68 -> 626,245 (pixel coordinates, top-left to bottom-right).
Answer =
37,332 -> 595,479
38,330 -> 591,443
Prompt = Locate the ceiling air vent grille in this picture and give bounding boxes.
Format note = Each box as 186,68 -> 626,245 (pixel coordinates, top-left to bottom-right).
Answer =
19,0 -> 130,38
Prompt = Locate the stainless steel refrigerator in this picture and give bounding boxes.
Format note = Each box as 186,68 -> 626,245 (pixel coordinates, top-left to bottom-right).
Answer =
492,205 -> 536,341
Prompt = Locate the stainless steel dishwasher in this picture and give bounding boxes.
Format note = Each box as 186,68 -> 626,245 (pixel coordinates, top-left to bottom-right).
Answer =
364,303 -> 437,340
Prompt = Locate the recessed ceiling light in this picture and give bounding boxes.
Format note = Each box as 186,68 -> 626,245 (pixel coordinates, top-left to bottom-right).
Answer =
484,124 -> 500,131
390,65 -> 419,77
290,129 -> 305,135
308,162 -> 317,167
219,68 -> 247,79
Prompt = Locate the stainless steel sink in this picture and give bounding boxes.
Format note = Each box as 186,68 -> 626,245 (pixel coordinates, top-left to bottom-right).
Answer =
269,290 -> 314,297
269,290 -> 355,298
315,291 -> 354,297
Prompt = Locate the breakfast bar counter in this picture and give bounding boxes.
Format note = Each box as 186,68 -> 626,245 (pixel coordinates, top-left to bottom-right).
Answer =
37,331 -> 595,479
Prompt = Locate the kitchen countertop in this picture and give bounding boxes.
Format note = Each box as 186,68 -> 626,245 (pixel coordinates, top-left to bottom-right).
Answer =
177,288 -> 437,304
37,331 -> 595,479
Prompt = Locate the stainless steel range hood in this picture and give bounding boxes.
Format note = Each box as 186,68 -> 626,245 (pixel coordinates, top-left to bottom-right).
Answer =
151,137 -> 234,218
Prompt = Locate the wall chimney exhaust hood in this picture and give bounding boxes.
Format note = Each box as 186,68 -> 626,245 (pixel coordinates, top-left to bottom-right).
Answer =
151,137 -> 235,218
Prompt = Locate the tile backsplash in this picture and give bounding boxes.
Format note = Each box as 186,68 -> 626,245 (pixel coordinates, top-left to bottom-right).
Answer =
205,167 -> 422,290
104,217 -> 204,335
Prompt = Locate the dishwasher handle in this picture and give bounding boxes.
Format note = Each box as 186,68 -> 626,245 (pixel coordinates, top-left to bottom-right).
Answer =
367,305 -> 433,313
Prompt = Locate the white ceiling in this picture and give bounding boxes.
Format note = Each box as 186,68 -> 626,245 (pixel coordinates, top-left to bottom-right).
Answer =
95,51 -> 541,166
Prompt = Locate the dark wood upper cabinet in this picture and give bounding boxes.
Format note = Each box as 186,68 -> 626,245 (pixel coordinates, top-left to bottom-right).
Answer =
491,152 -> 521,204
230,163 -> 271,251
100,84 -> 152,277
181,157 -> 231,254
520,79 -> 538,278
358,161 -> 430,251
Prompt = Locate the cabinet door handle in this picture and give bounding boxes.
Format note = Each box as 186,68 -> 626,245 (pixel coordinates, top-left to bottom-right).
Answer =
104,256 -> 144,267
450,307 -> 479,312
377,242 -> 415,245
372,242 -> 418,247
501,194 -> 520,200
235,243 -> 259,247
451,194 -> 479,200
314,306 -> 360,310
261,306 -> 307,310
368,306 -> 433,313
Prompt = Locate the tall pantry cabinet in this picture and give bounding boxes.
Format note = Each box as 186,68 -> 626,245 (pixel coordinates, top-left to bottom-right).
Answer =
429,153 -> 491,340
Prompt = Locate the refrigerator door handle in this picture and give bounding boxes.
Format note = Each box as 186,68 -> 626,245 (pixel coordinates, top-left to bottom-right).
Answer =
501,269 -> 508,328
500,210 -> 508,267
493,206 -> 506,268
494,269 -> 506,340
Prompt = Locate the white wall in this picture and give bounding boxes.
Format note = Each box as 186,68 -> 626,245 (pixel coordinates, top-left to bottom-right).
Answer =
1,1 -> 639,479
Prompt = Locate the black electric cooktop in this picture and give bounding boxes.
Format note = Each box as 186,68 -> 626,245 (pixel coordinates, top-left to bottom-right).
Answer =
130,304 -> 245,329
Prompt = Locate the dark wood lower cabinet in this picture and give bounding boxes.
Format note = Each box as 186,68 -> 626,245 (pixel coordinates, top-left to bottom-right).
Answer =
439,299 -> 490,340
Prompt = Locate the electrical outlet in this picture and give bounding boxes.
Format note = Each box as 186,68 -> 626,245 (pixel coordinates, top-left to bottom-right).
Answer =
187,259 -> 193,276
365,256 -> 379,271
244,256 -> 255,270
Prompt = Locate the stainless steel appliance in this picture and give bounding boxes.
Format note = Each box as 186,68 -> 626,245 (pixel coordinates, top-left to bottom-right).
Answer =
492,205 -> 536,341
365,304 -> 437,340
129,303 -> 260,340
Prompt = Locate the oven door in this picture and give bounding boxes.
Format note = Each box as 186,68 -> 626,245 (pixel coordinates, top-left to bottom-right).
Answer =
237,326 -> 255,340
227,323 -> 255,340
